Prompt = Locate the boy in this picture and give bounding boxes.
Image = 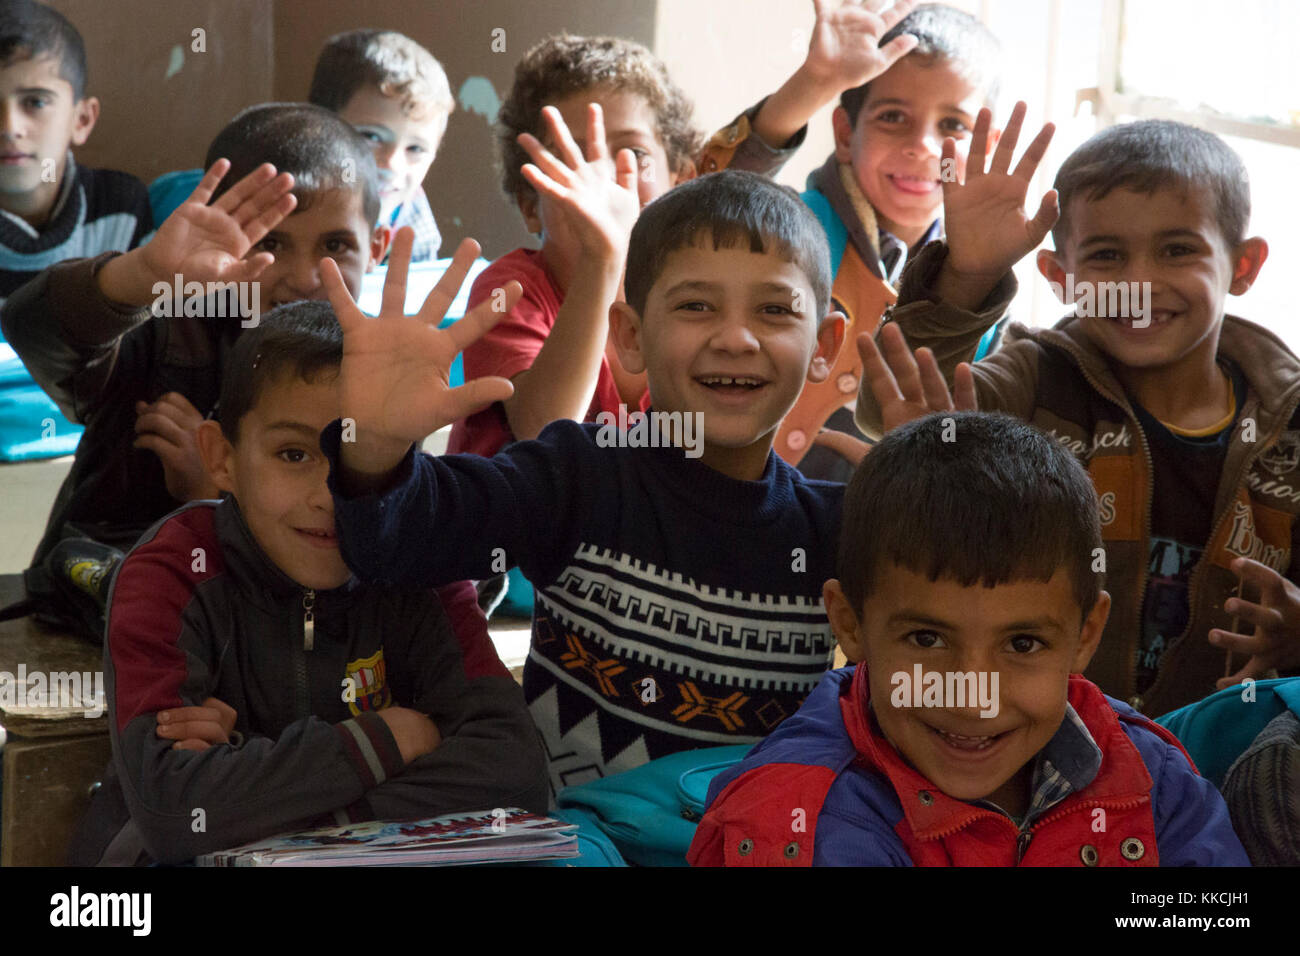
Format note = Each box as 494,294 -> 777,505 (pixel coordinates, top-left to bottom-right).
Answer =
794,3 -> 1002,479
450,3 -> 920,456
309,28 -> 454,262
69,305 -> 547,865
0,0 -> 150,306
855,112 -> 1300,717
320,170 -> 847,794
1,104 -> 488,658
688,412 -> 1247,866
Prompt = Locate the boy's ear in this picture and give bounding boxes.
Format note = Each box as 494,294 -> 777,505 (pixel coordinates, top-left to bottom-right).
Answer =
1072,589 -> 1111,673
823,579 -> 867,662
1037,248 -> 1070,301
70,96 -> 100,147
831,106 -> 856,164
608,301 -> 646,374
369,224 -> 392,267
1229,237 -> 1268,295
196,420 -> 237,496
807,310 -> 847,384
515,189 -> 542,235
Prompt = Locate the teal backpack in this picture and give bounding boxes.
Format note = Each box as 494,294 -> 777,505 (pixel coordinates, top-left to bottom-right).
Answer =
1156,677 -> 1300,789
556,745 -> 752,867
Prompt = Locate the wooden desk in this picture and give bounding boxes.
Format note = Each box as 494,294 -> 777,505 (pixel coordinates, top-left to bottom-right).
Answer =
0,574 -> 110,866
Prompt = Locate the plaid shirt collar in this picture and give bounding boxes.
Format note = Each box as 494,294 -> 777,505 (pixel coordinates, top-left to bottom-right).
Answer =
975,703 -> 1103,827
877,218 -> 942,287
388,187 -> 441,262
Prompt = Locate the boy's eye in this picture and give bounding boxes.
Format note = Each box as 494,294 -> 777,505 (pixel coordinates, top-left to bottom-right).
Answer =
1164,243 -> 1197,257
674,300 -> 712,312
940,118 -> 970,136
253,237 -> 280,254
761,303 -> 795,315
359,131 -> 381,144
277,448 -> 310,464
1008,634 -> 1044,654
323,238 -> 358,255
906,630 -> 946,649
873,110 -> 907,126
1085,248 -> 1120,262
23,95 -> 50,110
406,144 -> 428,157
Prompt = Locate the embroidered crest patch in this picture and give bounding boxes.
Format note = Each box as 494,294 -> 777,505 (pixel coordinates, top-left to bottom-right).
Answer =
343,649 -> 393,716
1260,431 -> 1300,478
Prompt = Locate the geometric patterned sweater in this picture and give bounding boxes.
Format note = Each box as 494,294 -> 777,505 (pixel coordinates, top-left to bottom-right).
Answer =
324,418 -> 844,797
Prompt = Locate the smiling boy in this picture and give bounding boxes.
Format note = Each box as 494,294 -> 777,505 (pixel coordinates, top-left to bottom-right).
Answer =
309,29 -> 453,262
320,170 -> 847,794
0,0 -> 150,305
856,116 -> 1300,717
689,412 -> 1247,866
70,304 -> 546,865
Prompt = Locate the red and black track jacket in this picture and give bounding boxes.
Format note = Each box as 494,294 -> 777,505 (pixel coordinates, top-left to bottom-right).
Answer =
71,498 -> 548,865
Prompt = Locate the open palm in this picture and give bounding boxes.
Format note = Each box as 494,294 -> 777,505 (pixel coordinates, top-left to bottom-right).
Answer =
806,0 -> 918,89
139,160 -> 296,286
942,102 -> 1058,281
323,228 -> 520,448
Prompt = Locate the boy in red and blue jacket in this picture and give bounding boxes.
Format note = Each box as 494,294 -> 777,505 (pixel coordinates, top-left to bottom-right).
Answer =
689,412 -> 1247,866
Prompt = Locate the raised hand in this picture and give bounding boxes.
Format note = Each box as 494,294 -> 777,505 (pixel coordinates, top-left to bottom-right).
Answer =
866,323 -> 977,434
803,0 -> 919,91
939,102 -> 1057,295
133,391 -> 219,502
1211,557 -> 1300,689
518,103 -> 640,258
138,160 -> 297,288
321,228 -> 521,478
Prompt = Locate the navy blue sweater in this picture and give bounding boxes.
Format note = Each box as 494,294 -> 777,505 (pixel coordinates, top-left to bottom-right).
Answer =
324,418 -> 844,795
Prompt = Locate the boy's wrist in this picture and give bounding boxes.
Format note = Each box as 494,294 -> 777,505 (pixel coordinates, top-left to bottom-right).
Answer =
95,248 -> 160,307
752,67 -> 834,148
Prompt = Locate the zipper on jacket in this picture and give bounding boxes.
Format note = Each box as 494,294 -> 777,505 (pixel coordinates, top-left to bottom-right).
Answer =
302,589 -> 316,651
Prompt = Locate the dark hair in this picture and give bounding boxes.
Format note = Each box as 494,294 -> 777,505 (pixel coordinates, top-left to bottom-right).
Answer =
624,169 -> 832,320
205,103 -> 381,228
218,301 -> 342,443
496,33 -> 700,203
838,412 -> 1103,621
840,3 -> 1000,126
0,0 -> 87,99
308,29 -> 453,138
1052,119 -> 1250,249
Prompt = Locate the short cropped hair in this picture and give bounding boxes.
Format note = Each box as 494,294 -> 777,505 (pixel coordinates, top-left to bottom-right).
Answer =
496,33 -> 701,202
205,103 -> 381,228
840,3 -> 1000,125
838,412 -> 1103,621
308,29 -> 454,141
0,0 -> 87,99
1052,119 -> 1250,250
218,301 -> 341,444
624,169 -> 832,322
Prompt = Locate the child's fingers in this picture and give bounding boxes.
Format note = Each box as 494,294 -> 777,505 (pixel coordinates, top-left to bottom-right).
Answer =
381,227 -> 416,316
172,738 -> 212,752
1223,595 -> 1285,633
203,696 -> 238,733
953,362 -> 979,411
1027,189 -> 1060,245
876,32 -> 919,70
321,255 -> 364,333
1216,655 -> 1273,690
445,281 -> 522,354
227,252 -> 276,286
132,433 -> 180,462
133,410 -> 188,444
1208,626 -> 1271,660
157,718 -> 227,741
439,376 -> 516,425
877,323 -> 924,404
966,108 -> 993,178
915,348 -> 954,411
188,159 -> 232,206
541,106 -> 585,170
614,148 -> 639,194
418,237 -> 482,326
1230,556 -> 1287,598
989,101 -> 1026,177
1012,120 -> 1056,182
517,133 -> 574,186
858,331 -> 906,407
210,163 -> 278,215
812,428 -> 872,467
877,0 -> 916,31
520,163 -> 571,205
585,103 -> 610,165
233,171 -> 295,229
240,190 -> 297,246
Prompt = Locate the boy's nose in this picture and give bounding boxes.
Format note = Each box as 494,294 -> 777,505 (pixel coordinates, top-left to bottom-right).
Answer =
903,128 -> 943,159
376,143 -> 403,172
708,315 -> 761,353
0,102 -> 24,139
282,256 -> 323,299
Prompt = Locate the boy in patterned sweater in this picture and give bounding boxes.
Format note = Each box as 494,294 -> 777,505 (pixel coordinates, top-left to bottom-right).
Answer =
0,1 -> 150,307
320,170 -> 860,796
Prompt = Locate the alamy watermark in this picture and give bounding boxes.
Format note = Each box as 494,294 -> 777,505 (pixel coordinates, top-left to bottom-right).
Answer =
594,404 -> 703,459
0,665 -> 104,718
151,274 -> 261,328
890,664 -> 1000,718
1048,274 -> 1153,328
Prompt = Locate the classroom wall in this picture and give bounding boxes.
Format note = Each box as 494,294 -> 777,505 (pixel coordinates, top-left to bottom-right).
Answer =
48,0 -> 274,183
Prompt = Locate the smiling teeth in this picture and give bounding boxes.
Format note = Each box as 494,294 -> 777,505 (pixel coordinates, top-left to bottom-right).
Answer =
701,376 -> 760,386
